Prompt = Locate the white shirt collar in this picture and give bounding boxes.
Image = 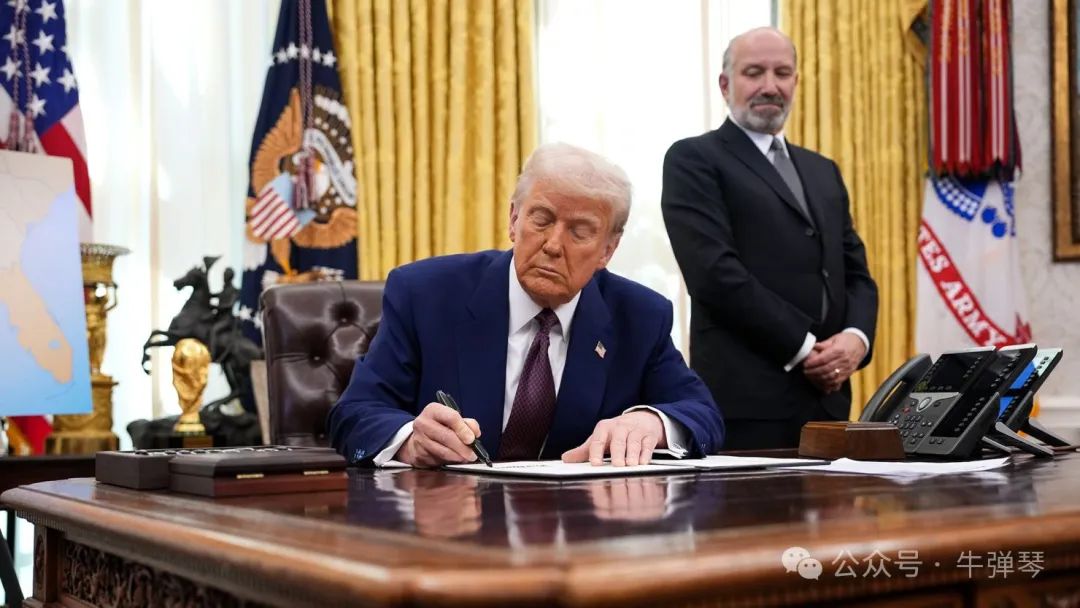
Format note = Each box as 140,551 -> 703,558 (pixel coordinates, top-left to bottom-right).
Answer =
731,116 -> 787,158
508,256 -> 580,337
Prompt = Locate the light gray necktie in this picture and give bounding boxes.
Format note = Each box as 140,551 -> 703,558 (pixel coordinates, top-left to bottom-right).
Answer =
770,137 -> 812,224
771,137 -> 827,320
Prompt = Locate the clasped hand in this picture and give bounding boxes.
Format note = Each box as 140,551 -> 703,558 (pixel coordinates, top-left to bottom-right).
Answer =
803,332 -> 866,394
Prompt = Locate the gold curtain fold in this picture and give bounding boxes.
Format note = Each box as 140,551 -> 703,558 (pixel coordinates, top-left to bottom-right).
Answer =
780,0 -> 928,418
331,0 -> 537,279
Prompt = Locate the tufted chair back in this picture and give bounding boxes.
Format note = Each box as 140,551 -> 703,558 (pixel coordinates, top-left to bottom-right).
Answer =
260,281 -> 384,446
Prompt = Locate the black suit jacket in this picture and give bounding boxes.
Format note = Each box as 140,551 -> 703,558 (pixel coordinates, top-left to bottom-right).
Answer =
661,119 -> 878,421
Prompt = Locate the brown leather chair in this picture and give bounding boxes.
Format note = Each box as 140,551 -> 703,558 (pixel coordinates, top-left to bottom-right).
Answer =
260,281 -> 384,446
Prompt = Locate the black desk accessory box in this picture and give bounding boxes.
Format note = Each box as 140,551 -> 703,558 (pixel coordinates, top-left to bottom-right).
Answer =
95,446 -> 345,494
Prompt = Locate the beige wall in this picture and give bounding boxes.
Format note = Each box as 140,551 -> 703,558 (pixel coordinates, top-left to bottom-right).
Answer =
1013,0 -> 1080,436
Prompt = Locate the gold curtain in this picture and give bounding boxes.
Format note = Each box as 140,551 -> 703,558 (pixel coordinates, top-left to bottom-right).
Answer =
780,0 -> 928,418
330,0 -> 537,280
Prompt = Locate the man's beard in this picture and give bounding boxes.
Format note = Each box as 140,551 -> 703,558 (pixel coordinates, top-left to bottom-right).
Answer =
730,94 -> 790,133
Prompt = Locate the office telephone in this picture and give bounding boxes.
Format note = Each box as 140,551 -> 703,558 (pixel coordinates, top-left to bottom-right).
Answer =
860,345 -> 1037,459
996,348 -> 1068,448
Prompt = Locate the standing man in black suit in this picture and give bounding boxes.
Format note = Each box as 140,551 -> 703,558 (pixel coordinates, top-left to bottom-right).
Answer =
661,27 -> 878,450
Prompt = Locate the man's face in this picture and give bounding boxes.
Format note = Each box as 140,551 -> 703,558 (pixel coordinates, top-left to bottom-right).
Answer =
509,181 -> 621,309
720,31 -> 798,134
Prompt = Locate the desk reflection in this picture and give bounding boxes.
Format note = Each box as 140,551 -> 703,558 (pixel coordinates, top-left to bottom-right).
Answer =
342,461 -> 1042,550
587,477 -> 670,522
347,470 -> 702,548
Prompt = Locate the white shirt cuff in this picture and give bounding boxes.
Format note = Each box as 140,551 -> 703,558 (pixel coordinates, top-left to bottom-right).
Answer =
624,405 -> 689,458
784,332 -> 817,372
842,327 -> 870,353
372,421 -> 415,466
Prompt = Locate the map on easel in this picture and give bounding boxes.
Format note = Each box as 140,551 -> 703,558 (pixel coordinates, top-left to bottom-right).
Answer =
0,150 -> 91,415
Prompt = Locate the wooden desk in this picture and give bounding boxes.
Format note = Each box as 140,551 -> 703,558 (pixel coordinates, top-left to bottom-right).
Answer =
0,455 -> 94,608
0,455 -> 95,552
0,456 -> 96,495
5,454 -> 1080,607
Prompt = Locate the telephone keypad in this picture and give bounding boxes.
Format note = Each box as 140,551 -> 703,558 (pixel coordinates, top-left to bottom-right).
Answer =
890,394 -> 962,452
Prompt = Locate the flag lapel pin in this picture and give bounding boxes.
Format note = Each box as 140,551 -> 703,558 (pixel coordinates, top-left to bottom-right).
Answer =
595,341 -> 606,359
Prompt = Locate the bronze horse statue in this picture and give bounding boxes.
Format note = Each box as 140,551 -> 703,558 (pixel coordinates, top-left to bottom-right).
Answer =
141,257 -> 262,411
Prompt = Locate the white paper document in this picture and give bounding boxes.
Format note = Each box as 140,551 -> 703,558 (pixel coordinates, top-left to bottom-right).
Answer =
444,460 -> 693,478
443,455 -> 828,479
786,456 -> 1011,478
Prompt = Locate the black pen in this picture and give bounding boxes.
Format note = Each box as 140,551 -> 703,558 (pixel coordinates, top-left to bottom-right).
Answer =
436,390 -> 494,467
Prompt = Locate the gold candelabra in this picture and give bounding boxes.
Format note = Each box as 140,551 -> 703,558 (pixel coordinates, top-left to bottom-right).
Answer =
46,243 -> 130,454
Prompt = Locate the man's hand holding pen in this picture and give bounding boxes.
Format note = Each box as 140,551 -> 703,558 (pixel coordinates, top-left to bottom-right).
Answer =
396,395 -> 668,468
396,402 -> 484,468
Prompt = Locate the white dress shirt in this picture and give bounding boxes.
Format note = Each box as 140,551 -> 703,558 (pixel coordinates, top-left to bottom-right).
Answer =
731,119 -> 870,371
374,258 -> 688,465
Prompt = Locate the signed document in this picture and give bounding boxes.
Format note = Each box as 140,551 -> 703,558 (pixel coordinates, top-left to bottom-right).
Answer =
443,455 -> 826,478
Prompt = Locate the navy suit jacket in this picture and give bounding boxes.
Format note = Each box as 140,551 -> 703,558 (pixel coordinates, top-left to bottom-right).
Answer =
328,250 -> 725,464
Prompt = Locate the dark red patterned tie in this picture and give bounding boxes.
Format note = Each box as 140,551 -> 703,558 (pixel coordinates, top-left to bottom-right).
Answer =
499,309 -> 559,461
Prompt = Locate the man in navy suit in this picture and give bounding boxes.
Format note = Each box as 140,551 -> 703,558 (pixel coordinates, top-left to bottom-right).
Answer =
329,143 -> 724,467
661,27 -> 878,450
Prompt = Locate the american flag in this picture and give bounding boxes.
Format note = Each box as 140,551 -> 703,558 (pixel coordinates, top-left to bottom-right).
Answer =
250,175 -> 301,240
1,0 -> 89,232
1,0 -> 90,454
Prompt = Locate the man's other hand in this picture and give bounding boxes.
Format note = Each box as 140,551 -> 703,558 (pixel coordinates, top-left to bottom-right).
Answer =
803,332 -> 867,394
396,403 -> 481,468
561,410 -> 666,467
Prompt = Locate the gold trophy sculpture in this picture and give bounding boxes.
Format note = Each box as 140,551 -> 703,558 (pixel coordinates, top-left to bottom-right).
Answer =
47,244 -> 130,454
172,338 -> 212,440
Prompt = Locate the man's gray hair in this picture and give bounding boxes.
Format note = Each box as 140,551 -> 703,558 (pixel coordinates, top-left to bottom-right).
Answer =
721,27 -> 798,76
511,142 -> 632,235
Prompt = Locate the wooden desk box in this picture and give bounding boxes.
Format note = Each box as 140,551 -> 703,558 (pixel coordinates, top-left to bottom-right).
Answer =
168,448 -> 348,497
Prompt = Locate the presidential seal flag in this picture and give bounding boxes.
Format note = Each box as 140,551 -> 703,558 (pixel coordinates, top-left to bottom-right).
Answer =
240,0 -> 357,342
2,0 -> 90,454
916,177 -> 1031,353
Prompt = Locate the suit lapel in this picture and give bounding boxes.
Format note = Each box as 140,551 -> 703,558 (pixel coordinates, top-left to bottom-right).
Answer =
543,277 -> 615,457
718,119 -> 813,226
457,251 -> 512,457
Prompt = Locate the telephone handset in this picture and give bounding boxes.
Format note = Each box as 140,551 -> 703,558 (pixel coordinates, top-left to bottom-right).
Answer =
858,354 -> 932,423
